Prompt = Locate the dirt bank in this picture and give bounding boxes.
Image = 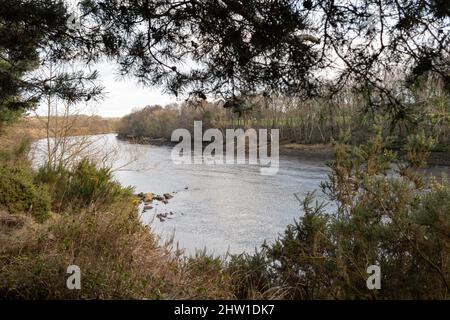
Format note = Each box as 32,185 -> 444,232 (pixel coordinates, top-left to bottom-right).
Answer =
117,134 -> 449,167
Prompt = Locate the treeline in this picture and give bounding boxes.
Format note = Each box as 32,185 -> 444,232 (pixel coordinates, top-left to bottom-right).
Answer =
118,77 -> 449,149
118,102 -> 230,141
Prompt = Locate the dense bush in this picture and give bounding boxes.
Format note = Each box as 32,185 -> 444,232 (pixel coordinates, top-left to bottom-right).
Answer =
0,165 -> 50,223
35,159 -> 134,212
228,130 -> 450,299
0,167 -> 234,299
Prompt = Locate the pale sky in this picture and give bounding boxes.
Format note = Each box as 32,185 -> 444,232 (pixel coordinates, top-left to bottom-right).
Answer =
34,61 -> 179,118
89,62 -> 179,118
37,0 -> 180,118
59,0 -> 180,118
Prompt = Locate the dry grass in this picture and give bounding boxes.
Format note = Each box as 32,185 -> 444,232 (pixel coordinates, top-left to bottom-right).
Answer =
9,116 -> 120,141
0,201 -> 235,299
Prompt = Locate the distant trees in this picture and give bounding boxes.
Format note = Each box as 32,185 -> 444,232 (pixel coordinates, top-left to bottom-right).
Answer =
119,77 -> 449,152
118,102 -> 225,139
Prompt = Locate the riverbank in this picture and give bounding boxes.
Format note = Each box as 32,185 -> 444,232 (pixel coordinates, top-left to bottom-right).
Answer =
116,134 -> 450,167
0,129 -> 236,299
117,134 -> 335,160
2,130 -> 449,299
9,116 -> 120,140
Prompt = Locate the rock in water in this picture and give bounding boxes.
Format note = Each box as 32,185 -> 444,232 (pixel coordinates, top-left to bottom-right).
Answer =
137,192 -> 145,200
144,192 -> 154,202
163,193 -> 173,200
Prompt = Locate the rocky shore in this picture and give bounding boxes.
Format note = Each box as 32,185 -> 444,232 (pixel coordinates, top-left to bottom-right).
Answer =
136,191 -> 183,222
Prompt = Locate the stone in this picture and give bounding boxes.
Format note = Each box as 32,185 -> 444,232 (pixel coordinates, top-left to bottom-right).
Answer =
137,192 -> 145,199
144,192 -> 154,203
164,193 -> 173,200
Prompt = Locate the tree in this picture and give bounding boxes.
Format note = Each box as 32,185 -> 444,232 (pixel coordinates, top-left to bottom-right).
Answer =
0,0 -> 102,128
76,1 -> 449,103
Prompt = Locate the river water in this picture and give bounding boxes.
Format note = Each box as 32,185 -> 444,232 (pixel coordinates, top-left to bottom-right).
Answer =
32,134 -> 447,256
110,135 -> 330,256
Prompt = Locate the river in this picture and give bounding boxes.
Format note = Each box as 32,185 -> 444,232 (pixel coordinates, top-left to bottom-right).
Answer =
110,135 -> 330,255
32,134 -> 448,256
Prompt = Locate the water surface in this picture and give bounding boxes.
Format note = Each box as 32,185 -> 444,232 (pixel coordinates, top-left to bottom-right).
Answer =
34,134 -> 447,256
107,134 -> 330,255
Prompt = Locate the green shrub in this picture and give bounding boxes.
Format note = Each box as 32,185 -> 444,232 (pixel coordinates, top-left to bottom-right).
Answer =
228,130 -> 450,299
0,165 -> 50,223
35,159 -> 134,212
0,136 -> 31,166
266,131 -> 449,299
227,250 -> 273,299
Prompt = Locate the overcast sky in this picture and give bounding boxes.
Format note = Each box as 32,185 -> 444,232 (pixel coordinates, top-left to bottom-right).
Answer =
36,0 -> 181,118
88,62 -> 179,118
35,61 -> 179,118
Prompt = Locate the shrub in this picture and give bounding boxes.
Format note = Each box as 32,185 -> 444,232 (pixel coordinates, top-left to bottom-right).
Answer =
35,159 -> 134,212
0,206 -> 172,299
0,165 -> 50,223
0,204 -> 236,299
0,136 -> 31,166
227,250 -> 274,299
228,130 -> 450,299
181,251 -> 235,299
